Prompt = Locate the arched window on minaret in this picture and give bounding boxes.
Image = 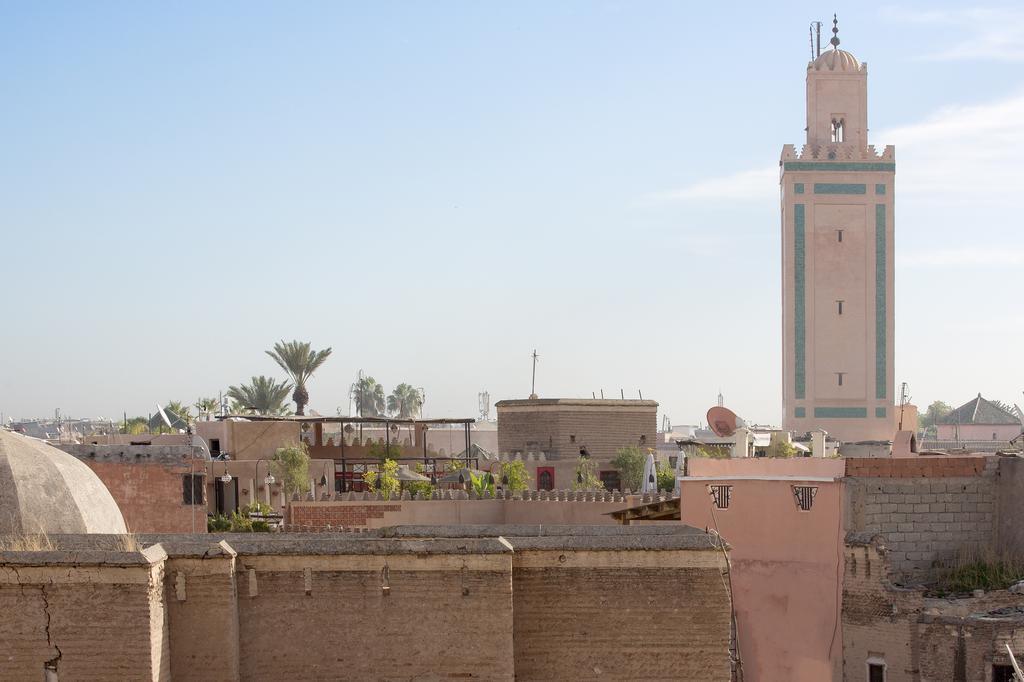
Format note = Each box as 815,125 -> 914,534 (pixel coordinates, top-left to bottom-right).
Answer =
830,118 -> 845,143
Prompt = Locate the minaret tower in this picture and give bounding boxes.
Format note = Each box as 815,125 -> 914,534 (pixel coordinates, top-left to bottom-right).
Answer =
781,17 -> 895,442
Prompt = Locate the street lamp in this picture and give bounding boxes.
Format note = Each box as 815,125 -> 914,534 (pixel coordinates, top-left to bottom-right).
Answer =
256,459 -> 276,506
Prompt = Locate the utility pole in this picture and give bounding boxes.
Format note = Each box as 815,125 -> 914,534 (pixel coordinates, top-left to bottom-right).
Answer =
529,350 -> 539,399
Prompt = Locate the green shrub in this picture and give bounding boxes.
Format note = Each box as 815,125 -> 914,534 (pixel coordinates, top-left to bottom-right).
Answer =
656,466 -> 676,492
207,514 -> 231,532
611,446 -> 646,491
500,460 -> 530,493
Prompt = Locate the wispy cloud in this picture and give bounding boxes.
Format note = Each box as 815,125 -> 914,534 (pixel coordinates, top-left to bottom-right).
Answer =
899,247 -> 1024,268
647,167 -> 776,203
878,92 -> 1024,198
880,6 -> 1024,62
654,89 -> 1024,205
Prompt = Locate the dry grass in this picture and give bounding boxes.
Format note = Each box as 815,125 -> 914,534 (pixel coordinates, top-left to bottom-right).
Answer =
0,534 -> 55,551
934,546 -> 1024,595
112,533 -> 141,552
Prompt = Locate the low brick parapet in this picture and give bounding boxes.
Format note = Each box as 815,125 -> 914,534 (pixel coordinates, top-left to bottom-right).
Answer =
845,455 -> 993,478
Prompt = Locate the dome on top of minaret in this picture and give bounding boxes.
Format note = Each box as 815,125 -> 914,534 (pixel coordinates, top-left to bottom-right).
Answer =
810,47 -> 862,73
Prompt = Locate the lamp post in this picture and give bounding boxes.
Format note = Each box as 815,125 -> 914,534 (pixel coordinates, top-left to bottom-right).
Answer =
255,459 -> 276,507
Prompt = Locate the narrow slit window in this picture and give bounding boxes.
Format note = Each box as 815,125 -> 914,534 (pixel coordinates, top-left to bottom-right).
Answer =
837,229 -> 843,243
837,300 -> 844,315
836,372 -> 845,387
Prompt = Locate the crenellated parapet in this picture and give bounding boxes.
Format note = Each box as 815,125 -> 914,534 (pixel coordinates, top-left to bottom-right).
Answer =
781,143 -> 895,162
301,488 -> 663,504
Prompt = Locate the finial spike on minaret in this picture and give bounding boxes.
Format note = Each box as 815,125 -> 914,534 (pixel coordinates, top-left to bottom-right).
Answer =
830,13 -> 840,48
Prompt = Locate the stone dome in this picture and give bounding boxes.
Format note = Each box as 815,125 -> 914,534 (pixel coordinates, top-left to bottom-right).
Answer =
0,429 -> 127,535
810,48 -> 862,72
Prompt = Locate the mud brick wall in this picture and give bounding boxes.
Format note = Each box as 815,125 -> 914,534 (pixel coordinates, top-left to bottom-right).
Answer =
511,547 -> 732,681
497,401 -> 657,461
843,536 -> 1024,682
844,456 -> 998,581
63,446 -> 204,533
0,550 -> 170,682
234,542 -> 515,680
162,545 -> 240,681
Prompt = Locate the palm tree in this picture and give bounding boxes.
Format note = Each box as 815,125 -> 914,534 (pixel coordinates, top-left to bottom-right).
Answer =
387,383 -> 424,419
227,376 -> 293,416
352,376 -> 386,417
194,397 -> 219,421
266,340 -> 333,416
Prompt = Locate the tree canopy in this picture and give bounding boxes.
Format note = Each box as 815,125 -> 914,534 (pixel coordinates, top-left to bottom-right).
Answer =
611,446 -> 646,491
266,340 -> 332,416
387,383 -> 423,419
353,376 -> 386,417
227,376 -> 293,416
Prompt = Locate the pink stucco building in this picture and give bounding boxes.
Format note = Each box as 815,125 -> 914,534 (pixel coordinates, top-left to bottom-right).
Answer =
679,457 -> 846,681
935,394 -> 1022,442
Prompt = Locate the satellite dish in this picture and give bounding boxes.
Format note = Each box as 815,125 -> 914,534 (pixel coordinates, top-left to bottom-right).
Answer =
707,406 -> 742,438
156,404 -> 173,429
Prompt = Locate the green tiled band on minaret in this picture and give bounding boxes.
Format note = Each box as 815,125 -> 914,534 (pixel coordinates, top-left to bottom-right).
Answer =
814,183 -> 865,194
876,204 -> 887,399
794,204 -> 806,399
815,407 -> 868,419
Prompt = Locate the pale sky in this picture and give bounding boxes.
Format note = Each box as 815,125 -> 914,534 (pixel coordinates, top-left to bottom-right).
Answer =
2,2 -> 1023,426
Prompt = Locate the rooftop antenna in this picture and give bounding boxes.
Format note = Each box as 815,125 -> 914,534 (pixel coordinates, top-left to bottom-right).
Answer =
529,350 -> 539,399
477,391 -> 491,421
810,21 -> 822,59
898,382 -> 911,431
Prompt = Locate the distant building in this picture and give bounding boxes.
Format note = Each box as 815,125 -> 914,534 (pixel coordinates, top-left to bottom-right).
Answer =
495,398 -> 658,491
936,393 -> 1022,442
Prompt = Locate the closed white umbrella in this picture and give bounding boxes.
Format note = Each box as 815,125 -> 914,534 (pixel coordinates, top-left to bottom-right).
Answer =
673,450 -> 683,496
641,452 -> 657,494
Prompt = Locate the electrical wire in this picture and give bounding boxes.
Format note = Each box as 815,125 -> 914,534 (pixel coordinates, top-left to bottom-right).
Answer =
707,488 -> 744,682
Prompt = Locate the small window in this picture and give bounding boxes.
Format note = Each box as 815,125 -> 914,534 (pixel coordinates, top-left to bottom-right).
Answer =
569,434 -> 576,444
537,468 -> 554,491
793,485 -> 818,511
831,117 -> 845,143
993,432 -> 998,441
639,435 -> 647,445
837,372 -> 845,387
182,474 -> 204,505
710,485 -> 732,510
867,657 -> 886,682
837,229 -> 843,243
836,300 -> 844,315
210,438 -> 221,455
669,455 -> 678,469
993,664 -> 1015,682
599,470 -> 621,492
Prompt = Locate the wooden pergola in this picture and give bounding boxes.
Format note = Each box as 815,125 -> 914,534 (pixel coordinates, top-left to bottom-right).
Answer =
216,414 -> 478,492
607,496 -> 681,524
